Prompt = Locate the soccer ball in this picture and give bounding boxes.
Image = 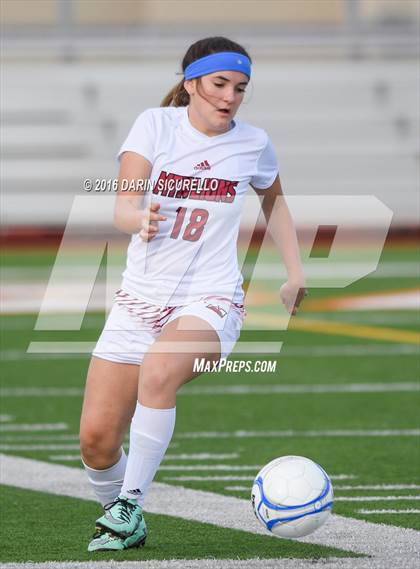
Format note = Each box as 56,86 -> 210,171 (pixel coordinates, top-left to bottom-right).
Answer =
251,455 -> 333,538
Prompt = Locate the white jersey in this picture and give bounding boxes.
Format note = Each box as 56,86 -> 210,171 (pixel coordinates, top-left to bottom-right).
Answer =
117,105 -> 279,307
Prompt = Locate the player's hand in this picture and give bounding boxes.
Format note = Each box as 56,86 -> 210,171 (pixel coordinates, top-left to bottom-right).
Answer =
139,202 -> 167,242
279,280 -> 308,315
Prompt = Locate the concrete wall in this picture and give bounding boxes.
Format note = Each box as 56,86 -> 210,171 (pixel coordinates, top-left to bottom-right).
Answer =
74,0 -> 345,25
2,0 -> 418,27
0,0 -> 367,26
1,0 -> 57,25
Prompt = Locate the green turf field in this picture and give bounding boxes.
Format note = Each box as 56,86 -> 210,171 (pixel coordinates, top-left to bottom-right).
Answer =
0,242 -> 419,564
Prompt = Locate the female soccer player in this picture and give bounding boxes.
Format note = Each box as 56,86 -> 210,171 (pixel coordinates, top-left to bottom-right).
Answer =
80,36 -> 307,551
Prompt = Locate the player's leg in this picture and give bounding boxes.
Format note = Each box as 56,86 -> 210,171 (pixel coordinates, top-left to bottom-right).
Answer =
118,314 -> 221,506
93,302 -> 243,547
140,314 -> 221,407
79,356 -> 139,504
80,356 -> 149,551
82,301 -> 160,551
81,300 -> 156,505
117,302 -> 243,508
139,297 -> 244,408
96,315 -> 221,540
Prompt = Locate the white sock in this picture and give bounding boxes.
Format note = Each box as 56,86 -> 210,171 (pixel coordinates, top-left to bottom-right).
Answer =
82,447 -> 127,506
121,403 -> 176,506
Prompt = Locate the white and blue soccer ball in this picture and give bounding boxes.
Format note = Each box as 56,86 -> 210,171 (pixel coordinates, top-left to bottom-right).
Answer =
251,455 -> 333,538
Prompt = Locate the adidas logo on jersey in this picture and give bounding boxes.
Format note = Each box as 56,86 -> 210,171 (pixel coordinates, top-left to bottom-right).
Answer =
194,160 -> 211,171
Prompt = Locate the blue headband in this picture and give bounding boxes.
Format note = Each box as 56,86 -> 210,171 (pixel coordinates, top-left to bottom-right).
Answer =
184,51 -> 251,80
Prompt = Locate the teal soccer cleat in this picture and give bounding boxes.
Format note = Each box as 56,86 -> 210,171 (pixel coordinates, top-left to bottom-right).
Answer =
87,524 -> 147,552
88,526 -> 125,552
96,494 -> 147,539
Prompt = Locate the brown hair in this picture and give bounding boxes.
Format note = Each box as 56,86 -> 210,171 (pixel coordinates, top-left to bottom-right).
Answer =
161,36 -> 251,107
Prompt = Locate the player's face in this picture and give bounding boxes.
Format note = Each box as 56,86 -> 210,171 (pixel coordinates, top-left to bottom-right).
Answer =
186,70 -> 249,134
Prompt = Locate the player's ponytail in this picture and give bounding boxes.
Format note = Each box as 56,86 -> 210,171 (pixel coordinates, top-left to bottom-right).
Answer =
161,79 -> 190,107
161,36 -> 251,107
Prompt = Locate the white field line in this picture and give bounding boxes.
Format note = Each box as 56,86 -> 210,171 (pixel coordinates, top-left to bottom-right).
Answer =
181,383 -> 420,395
0,435 -> 179,447
160,467 -> 366,476
304,313 -> 420,325
0,350 -> 87,361
1,433 -> 172,448
0,444 -> 81,451
162,475 -> 356,482
163,453 -> 240,460
2,311 -> 419,329
26,341 -> 283,355
1,454 -> 420,569
283,345 -> 420,357
1,443 -> 186,452
357,509 -> 420,515
2,260 -> 418,282
158,465 -> 262,471
1,344 -> 419,361
2,261 -> 418,318
0,560 -> 368,569
4,429 -> 415,446
0,388 -> 84,397
250,261 -> 420,280
175,429 -> 420,439
0,434 -> 81,441
0,314 -> 104,330
308,290 -> 419,311
1,261 -> 417,313
226,488 -> 420,496
335,484 -> 420,491
335,496 -> 420,502
48,452 -> 240,462
0,423 -> 68,432
4,459 -> 264,471
0,415 -> 15,422
225,485 -> 420,492
49,455 -> 81,461
2,382 -> 419,399
0,560 -> 418,569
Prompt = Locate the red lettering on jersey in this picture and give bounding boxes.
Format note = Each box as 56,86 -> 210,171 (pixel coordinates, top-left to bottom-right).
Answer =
202,178 -> 218,201
152,171 -> 237,203
167,173 -> 183,198
220,180 -> 237,203
175,178 -> 191,199
154,170 -> 168,194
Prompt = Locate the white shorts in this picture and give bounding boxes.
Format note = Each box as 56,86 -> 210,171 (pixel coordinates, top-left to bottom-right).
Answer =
92,289 -> 246,365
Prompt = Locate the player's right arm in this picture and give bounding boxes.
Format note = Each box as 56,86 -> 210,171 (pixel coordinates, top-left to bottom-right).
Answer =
114,151 -> 166,241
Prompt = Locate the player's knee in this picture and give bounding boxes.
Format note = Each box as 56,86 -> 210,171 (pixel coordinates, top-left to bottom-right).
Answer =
141,363 -> 176,396
79,426 -> 120,468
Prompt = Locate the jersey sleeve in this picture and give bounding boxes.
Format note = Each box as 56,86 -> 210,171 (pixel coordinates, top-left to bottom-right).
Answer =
250,135 -> 279,190
117,109 -> 156,164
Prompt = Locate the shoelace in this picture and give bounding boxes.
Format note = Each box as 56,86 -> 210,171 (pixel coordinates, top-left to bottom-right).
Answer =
104,497 -> 138,524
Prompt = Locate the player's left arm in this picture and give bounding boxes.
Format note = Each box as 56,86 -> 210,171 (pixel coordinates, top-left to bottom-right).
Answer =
251,175 -> 308,315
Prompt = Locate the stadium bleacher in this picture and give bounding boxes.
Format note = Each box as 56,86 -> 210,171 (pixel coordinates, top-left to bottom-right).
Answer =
1,60 -> 418,228
1,0 -> 418,231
